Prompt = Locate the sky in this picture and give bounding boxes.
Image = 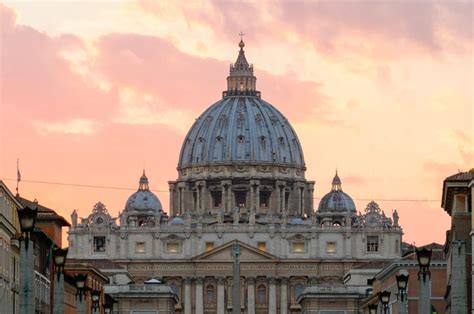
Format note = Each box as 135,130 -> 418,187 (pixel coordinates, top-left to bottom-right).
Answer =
0,1 -> 472,246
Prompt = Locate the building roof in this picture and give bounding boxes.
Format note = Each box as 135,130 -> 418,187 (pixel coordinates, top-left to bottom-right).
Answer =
16,196 -> 70,227
441,169 -> 474,214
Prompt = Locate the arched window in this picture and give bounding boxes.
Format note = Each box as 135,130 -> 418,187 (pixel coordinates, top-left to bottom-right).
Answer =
257,284 -> 266,304
294,283 -> 305,300
206,284 -> 215,304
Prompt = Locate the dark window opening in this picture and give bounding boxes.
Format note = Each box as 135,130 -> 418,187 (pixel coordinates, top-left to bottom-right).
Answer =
260,191 -> 271,208
206,285 -> 215,304
212,191 -> 222,208
93,236 -> 106,252
235,191 -> 247,208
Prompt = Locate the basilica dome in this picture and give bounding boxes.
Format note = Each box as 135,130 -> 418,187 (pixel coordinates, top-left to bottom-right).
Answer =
125,171 -> 162,213
178,40 -> 305,169
318,172 -> 356,213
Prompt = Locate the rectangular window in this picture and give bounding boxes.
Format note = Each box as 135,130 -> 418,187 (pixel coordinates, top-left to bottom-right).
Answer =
257,242 -> 267,251
292,242 -> 305,253
205,242 -> 214,252
367,236 -> 379,252
235,191 -> 247,208
211,191 -> 222,208
259,191 -> 271,208
93,236 -> 106,252
135,242 -> 145,254
326,242 -> 337,253
166,242 -> 180,253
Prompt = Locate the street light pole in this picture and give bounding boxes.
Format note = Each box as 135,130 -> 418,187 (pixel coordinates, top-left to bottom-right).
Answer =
17,200 -> 38,314
53,247 -> 68,314
416,248 -> 432,314
396,273 -> 409,314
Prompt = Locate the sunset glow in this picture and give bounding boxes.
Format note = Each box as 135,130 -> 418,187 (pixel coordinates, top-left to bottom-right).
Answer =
1,1 -> 472,245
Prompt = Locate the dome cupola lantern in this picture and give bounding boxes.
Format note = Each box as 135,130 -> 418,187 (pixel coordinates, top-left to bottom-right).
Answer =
224,33 -> 260,98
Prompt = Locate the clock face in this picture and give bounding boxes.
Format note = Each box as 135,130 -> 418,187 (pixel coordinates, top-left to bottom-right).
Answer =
95,215 -> 105,225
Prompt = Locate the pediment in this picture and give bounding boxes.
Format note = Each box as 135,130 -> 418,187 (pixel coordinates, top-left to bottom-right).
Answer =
193,240 -> 277,262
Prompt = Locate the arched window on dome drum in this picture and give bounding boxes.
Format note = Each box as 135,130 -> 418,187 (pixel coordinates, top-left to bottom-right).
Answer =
206,284 -> 215,304
257,284 -> 267,304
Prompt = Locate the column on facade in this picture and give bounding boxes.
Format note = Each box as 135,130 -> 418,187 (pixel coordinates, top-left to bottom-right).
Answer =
300,186 -> 306,215
268,277 -> 277,313
217,277 -> 226,314
308,183 -> 315,212
221,184 -> 227,212
169,184 -> 175,216
255,184 -> 260,212
227,185 -> 233,212
275,184 -> 281,213
195,277 -> 204,314
247,277 -> 256,314
280,277 -> 288,314
184,277 -> 192,314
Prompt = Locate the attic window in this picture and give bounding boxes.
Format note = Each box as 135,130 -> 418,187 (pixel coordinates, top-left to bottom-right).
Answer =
292,242 -> 305,253
237,135 -> 245,143
93,236 -> 106,253
205,242 -> 214,252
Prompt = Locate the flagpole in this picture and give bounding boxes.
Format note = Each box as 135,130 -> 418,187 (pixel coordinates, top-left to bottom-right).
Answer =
16,158 -> 21,196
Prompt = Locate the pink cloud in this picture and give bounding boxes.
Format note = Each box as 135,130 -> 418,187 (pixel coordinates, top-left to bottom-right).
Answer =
94,33 -> 327,121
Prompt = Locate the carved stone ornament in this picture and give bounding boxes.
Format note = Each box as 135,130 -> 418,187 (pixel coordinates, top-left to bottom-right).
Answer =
362,201 -> 393,228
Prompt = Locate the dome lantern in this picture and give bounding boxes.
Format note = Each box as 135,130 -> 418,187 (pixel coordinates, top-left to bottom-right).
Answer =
225,35 -> 260,98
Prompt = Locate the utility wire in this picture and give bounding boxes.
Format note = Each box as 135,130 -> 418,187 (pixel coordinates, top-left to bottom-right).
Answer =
1,177 -> 440,202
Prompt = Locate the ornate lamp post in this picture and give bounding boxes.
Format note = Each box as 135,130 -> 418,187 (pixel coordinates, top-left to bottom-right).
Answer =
396,273 -> 409,314
416,248 -> 432,313
395,273 -> 409,314
75,274 -> 88,314
368,303 -> 378,314
91,290 -> 100,313
17,199 -> 38,314
53,247 -> 68,314
379,290 -> 391,314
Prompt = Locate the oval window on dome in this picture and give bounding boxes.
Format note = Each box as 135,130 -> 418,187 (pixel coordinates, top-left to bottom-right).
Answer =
216,136 -> 223,143
237,135 -> 245,143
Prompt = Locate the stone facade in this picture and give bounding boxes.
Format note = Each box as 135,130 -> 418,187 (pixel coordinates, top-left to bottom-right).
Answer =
68,40 -> 404,313
0,181 -> 21,314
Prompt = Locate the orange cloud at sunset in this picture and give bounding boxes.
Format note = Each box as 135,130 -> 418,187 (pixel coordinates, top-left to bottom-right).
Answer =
1,1 -> 472,246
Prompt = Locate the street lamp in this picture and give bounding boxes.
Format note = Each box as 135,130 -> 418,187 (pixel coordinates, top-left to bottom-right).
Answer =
17,199 -> 38,249
396,274 -> 409,302
416,248 -> 432,282
368,303 -> 378,314
53,247 -> 68,281
91,290 -> 100,311
75,274 -> 87,302
379,290 -> 391,314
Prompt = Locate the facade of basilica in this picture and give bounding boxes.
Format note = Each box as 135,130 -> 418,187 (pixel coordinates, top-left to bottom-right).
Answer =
68,40 -> 403,314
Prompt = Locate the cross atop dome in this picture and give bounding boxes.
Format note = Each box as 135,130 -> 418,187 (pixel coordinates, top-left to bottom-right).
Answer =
224,35 -> 260,98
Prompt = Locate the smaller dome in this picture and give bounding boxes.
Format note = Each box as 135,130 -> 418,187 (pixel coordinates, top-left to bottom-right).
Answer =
169,217 -> 185,225
125,171 -> 162,212
290,217 -> 305,225
318,172 -> 356,213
